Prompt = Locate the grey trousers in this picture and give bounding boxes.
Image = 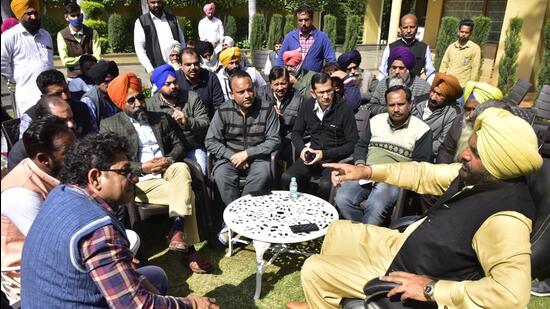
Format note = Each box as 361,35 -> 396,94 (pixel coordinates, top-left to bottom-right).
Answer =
213,159 -> 271,206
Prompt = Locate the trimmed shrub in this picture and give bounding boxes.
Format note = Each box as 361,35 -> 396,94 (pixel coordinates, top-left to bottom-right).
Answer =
538,19 -> 550,94
225,15 -> 237,39
343,15 -> 360,52
434,16 -> 459,70
83,19 -> 107,36
79,1 -> 104,19
108,14 -> 127,53
267,14 -> 283,49
250,13 -> 265,51
177,16 -> 197,42
323,14 -> 337,47
471,15 -> 492,79
42,14 -> 66,55
498,17 -> 523,96
283,14 -> 295,36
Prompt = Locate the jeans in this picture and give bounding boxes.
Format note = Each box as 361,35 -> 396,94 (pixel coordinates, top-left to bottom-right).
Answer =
281,159 -> 333,201
334,180 -> 401,225
136,265 -> 169,295
185,147 -> 207,174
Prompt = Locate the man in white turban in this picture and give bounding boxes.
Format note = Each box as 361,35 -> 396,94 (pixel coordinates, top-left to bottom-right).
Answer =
286,107 -> 542,309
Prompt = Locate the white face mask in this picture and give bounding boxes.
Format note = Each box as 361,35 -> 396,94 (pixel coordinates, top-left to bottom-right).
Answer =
201,55 -> 217,67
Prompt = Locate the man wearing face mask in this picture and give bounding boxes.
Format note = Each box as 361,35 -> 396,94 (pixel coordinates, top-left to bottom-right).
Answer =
195,40 -> 220,73
134,0 -> 186,76
57,1 -> 102,79
368,47 -> 431,116
1,0 -> 53,117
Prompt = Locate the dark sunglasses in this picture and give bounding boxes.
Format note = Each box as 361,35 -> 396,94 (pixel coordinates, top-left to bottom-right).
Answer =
126,93 -> 146,105
101,167 -> 139,181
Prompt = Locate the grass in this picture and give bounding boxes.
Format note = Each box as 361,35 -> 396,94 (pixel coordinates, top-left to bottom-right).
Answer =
136,217 -> 550,308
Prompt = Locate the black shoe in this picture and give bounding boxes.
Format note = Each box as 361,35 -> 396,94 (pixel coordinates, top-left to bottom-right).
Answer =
531,279 -> 550,297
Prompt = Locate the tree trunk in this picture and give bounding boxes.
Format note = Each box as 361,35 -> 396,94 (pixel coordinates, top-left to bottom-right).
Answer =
248,0 -> 256,42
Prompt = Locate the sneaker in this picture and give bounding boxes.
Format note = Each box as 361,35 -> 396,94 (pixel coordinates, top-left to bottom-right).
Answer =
217,226 -> 245,246
531,279 -> 550,297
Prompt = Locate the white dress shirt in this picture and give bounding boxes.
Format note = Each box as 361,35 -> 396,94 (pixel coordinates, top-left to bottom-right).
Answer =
129,116 -> 163,181
1,24 -> 54,116
198,16 -> 224,45
313,101 -> 331,121
134,12 -> 186,73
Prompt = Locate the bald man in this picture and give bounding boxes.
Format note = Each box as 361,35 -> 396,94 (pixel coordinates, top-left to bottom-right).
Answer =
286,107 -> 542,309
378,14 -> 436,84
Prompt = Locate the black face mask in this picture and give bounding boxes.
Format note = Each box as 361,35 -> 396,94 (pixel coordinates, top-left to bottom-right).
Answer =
21,18 -> 41,34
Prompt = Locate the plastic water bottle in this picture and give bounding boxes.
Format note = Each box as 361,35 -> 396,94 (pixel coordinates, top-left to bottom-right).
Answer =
289,177 -> 299,200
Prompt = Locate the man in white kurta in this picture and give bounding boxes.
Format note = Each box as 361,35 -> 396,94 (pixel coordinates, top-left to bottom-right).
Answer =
198,2 -> 223,53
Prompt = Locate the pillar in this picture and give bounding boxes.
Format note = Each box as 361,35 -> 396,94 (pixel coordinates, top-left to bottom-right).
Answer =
387,0 -> 403,43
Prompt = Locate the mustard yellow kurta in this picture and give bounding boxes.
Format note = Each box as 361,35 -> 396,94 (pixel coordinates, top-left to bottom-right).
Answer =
301,162 -> 532,309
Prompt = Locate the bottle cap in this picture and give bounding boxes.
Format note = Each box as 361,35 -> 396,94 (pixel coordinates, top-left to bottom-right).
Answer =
291,177 -> 296,181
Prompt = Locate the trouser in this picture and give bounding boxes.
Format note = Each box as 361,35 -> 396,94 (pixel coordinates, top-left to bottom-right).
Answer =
136,265 -> 169,295
301,221 -> 394,308
281,159 -> 333,200
213,159 -> 271,206
134,162 -> 200,245
334,181 -> 401,225
185,147 -> 207,175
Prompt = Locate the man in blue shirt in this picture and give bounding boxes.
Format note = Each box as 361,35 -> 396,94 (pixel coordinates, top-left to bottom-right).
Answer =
275,5 -> 336,73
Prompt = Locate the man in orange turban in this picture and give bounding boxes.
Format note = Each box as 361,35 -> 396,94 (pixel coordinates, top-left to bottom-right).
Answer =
412,72 -> 462,157
107,72 -> 143,110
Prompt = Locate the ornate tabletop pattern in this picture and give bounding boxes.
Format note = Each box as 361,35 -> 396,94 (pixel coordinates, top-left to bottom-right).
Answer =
223,191 -> 339,243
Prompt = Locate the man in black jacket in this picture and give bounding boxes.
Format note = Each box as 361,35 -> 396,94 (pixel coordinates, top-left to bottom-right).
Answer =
281,73 -> 358,200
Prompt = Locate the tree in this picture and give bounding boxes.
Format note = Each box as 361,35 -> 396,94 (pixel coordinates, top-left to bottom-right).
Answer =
81,1 -> 109,52
267,14 -> 284,49
498,17 -> 523,96
538,19 -> 550,94
108,14 -> 127,53
283,14 -> 295,36
250,13 -> 265,51
434,16 -> 459,70
471,15 -> 492,80
248,0 -> 257,42
343,15 -> 360,52
225,15 -> 237,39
323,14 -> 337,47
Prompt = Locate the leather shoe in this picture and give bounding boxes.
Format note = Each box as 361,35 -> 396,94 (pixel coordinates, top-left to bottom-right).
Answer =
286,301 -> 309,309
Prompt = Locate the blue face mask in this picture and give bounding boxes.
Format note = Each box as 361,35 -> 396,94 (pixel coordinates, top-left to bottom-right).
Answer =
68,14 -> 83,29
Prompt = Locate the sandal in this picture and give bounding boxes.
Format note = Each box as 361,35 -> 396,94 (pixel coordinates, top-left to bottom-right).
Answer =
167,231 -> 189,252
182,252 -> 212,274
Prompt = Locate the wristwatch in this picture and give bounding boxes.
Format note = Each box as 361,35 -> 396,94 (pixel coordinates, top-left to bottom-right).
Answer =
423,280 -> 438,302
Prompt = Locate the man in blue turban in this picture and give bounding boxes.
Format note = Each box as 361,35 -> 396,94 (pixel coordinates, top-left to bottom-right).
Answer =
366,46 -> 431,116
151,64 -> 177,92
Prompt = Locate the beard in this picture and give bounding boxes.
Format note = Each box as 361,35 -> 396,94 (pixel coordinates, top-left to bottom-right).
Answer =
149,6 -> 163,17
388,76 -> 405,88
125,106 -> 148,123
21,18 -> 41,34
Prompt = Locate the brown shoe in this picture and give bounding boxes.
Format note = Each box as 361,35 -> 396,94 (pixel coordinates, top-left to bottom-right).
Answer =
167,231 -> 189,252
182,252 -> 212,274
286,301 -> 309,309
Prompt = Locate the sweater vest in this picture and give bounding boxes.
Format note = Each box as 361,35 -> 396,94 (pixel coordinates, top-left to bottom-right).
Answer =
21,185 -> 128,308
389,40 -> 427,77
387,178 -> 535,281
367,114 -> 430,165
59,25 -> 94,61
138,12 -> 180,69
217,98 -> 271,154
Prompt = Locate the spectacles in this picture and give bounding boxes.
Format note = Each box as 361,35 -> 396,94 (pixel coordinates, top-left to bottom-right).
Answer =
101,167 -> 139,181
126,93 -> 145,105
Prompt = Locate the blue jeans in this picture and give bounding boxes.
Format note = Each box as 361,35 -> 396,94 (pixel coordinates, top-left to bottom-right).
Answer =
136,265 -> 169,295
334,180 -> 400,225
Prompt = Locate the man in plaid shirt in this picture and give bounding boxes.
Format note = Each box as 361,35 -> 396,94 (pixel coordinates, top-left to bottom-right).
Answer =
20,132 -> 218,308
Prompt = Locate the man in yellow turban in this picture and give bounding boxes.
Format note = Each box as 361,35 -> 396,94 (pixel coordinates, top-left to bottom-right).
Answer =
216,47 -> 266,100
286,107 -> 542,309
2,0 -> 53,117
437,82 -> 504,163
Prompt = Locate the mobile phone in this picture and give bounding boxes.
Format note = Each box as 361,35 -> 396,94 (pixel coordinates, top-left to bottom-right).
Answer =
250,190 -> 272,197
304,151 -> 316,163
290,223 -> 319,233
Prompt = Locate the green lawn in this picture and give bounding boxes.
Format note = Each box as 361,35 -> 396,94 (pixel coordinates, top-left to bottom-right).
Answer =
136,217 -> 550,308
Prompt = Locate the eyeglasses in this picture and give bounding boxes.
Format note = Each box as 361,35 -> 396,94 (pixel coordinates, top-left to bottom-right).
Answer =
126,93 -> 145,105
101,167 -> 139,181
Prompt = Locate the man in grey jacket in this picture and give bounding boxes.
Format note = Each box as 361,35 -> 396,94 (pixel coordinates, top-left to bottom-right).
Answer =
367,46 -> 430,116
148,64 -> 210,173
412,72 -> 462,158
205,71 -> 280,207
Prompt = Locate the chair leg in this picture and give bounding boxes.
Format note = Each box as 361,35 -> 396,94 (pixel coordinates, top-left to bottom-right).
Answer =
126,202 -> 139,228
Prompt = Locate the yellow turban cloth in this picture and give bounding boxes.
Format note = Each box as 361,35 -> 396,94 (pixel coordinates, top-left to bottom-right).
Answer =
463,81 -> 503,104
10,0 -> 40,20
474,107 -> 542,179
219,47 -> 241,67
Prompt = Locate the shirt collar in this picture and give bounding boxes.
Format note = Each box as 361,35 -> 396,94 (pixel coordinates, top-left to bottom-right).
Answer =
313,100 -> 331,113
400,37 -> 417,46
453,40 -> 472,49
387,113 -> 412,130
68,184 -> 115,215
299,28 -> 316,38
69,25 -> 83,36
